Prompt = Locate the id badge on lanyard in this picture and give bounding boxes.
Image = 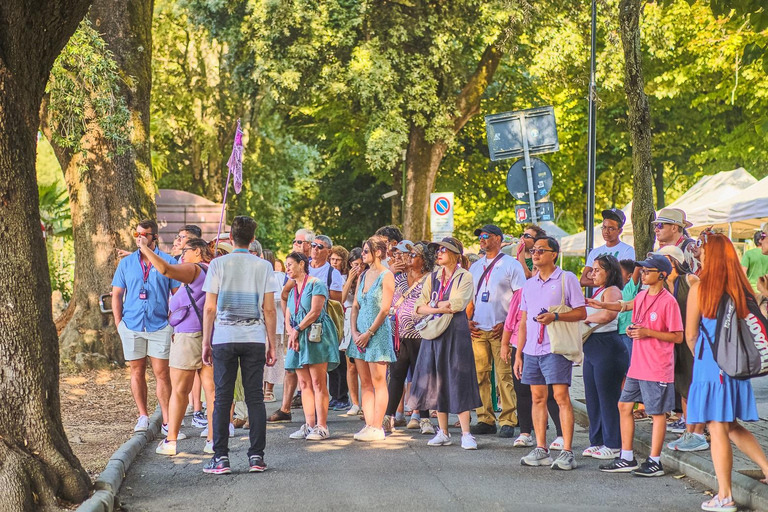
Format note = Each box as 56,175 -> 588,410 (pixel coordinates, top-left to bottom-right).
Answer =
139,258 -> 152,300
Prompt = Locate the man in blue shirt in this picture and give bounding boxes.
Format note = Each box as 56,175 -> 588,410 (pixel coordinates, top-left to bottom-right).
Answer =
112,219 -> 179,434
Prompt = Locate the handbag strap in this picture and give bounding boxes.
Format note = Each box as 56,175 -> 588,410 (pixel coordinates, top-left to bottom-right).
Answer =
393,275 -> 428,310
185,263 -> 207,325
560,271 -> 567,306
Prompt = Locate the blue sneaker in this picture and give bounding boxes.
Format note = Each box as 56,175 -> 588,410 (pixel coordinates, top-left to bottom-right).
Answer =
328,399 -> 339,409
203,456 -> 231,475
668,432 -> 709,452
333,399 -> 351,411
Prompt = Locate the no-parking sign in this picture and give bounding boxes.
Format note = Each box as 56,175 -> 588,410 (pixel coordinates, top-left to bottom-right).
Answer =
430,192 -> 454,240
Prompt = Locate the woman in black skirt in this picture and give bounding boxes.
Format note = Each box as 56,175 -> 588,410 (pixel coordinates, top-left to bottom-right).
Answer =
407,237 -> 482,450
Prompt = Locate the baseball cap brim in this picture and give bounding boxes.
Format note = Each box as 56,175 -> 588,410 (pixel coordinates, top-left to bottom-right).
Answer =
428,240 -> 462,255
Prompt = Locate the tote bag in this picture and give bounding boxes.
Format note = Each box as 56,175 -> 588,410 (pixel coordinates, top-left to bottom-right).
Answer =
547,273 -> 583,364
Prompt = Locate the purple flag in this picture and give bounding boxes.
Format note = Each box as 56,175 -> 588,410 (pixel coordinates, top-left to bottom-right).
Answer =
227,119 -> 244,194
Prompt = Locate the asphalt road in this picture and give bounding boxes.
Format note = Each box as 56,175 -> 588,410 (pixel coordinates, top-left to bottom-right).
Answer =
118,402 -> 716,511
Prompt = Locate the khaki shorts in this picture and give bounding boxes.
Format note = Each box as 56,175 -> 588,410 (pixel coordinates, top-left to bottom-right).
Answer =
169,331 -> 203,370
118,322 -> 172,361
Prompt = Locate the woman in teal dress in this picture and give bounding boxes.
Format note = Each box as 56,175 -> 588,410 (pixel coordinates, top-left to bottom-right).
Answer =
348,237 -> 396,442
284,252 -> 339,441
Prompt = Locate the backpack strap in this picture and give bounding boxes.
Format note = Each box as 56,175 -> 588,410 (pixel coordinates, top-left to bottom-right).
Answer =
327,265 -> 334,289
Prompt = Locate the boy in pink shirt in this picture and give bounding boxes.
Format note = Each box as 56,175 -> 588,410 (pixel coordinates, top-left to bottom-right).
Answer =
592,255 -> 683,477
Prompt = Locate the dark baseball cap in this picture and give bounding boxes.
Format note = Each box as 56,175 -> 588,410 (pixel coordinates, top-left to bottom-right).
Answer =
428,237 -> 464,255
601,208 -> 626,228
473,224 -> 503,237
634,254 -> 672,275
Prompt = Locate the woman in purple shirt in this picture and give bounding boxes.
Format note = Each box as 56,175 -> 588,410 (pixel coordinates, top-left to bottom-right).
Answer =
139,237 -> 216,456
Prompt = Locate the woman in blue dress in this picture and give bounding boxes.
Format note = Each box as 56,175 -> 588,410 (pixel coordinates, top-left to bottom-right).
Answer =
284,252 -> 340,441
686,233 -> 768,512
348,237 -> 396,442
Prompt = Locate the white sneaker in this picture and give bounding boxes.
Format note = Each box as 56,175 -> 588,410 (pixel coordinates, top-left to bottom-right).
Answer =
407,417 -> 420,429
289,424 -> 311,440
306,425 -> 330,441
203,440 -> 214,454
156,439 -> 176,455
200,427 -> 208,438
419,418 -> 435,435
345,404 -> 361,416
514,434 -> 534,448
549,436 -> 565,451
461,433 -> 478,450
427,429 -> 452,446
354,426 -> 371,440
356,427 -> 386,442
185,404 -> 194,416
229,422 -> 235,438
134,415 -> 149,432
591,446 -> 619,460
582,445 -> 601,457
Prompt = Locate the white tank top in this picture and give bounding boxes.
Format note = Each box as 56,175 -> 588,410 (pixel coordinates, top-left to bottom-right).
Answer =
586,288 -> 618,333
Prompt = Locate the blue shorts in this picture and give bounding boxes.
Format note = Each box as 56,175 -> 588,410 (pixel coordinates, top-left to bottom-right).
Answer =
619,377 -> 675,415
521,352 -> 573,386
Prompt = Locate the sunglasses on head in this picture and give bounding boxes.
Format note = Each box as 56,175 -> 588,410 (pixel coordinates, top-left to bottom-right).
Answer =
134,231 -> 154,238
310,242 -> 327,249
530,248 -> 555,255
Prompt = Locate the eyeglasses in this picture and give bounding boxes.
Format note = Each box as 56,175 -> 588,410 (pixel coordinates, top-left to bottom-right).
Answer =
640,269 -> 660,275
601,226 -> 618,232
408,252 -> 420,258
696,227 -> 718,247
174,234 -> 188,241
521,233 -> 534,239
134,231 -> 154,238
530,248 -> 555,255
293,239 -> 309,245
478,234 -> 491,240
310,242 -> 328,249
181,247 -> 195,254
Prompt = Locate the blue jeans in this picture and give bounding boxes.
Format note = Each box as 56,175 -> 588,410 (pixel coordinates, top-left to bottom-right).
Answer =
212,343 -> 267,458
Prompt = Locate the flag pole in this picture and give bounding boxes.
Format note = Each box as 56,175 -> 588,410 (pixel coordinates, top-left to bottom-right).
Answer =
214,168 -> 232,254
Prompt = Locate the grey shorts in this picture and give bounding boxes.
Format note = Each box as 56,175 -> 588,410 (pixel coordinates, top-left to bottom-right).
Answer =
118,321 -> 173,361
521,352 -> 573,386
619,377 -> 675,415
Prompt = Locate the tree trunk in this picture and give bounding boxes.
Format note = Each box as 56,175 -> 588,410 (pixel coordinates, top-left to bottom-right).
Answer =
0,1 -> 93,509
619,0 -> 656,257
402,40 -> 506,241
40,0 -> 157,365
654,161 -> 665,209
391,159 -> 403,227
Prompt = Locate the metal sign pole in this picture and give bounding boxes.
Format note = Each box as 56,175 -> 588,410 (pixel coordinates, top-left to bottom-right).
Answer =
519,116 -> 538,224
585,0 -> 598,259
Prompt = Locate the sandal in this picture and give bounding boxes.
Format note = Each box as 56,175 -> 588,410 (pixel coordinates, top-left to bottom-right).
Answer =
264,391 -> 276,403
633,410 -> 649,421
701,495 -> 736,512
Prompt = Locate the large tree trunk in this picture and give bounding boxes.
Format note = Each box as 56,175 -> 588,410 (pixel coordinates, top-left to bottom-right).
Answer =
40,0 -> 156,365
619,0 -> 656,257
402,41 -> 505,241
0,1 -> 93,509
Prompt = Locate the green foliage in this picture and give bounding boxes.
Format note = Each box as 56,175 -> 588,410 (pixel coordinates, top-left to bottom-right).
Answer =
47,19 -> 132,158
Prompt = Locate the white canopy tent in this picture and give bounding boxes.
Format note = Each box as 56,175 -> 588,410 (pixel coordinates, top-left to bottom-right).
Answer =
559,168 -> 757,257
686,174 -> 768,239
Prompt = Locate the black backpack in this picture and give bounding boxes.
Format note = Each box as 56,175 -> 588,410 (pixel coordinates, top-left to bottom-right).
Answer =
700,292 -> 768,380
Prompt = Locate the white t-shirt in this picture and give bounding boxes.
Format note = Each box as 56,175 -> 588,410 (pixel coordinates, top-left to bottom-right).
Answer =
202,251 -> 276,345
585,241 -> 635,267
273,271 -> 286,335
469,253 -> 526,331
308,261 -> 343,292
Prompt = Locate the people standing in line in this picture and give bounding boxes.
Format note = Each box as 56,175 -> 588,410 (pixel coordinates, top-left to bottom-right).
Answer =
268,228 -> 315,424
384,241 -> 436,435
579,209 -> 635,287
580,255 -> 629,461
341,248 -> 366,417
111,220 -> 178,435
595,255 -> 683,477
514,236 -> 586,470
685,233 -> 768,512
141,237 -> 216,456
262,250 -> 286,404
649,245 -> 708,453
468,224 -> 526,438
654,208 -> 700,275
516,224 -> 547,279
741,229 -> 768,291
348,238 -> 396,442
408,237 -> 483,450
283,252 -> 340,441
201,216 -> 277,474
328,244 -> 351,411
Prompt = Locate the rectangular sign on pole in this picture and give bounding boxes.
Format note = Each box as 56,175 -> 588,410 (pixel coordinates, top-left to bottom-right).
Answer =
515,202 -> 556,224
430,192 -> 454,241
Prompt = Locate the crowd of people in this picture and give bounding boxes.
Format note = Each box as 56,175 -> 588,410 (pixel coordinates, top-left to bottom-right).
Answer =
111,206 -> 768,512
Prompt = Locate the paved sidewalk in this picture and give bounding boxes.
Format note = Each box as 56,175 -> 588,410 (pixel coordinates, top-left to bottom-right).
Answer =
119,386 -> 715,512
570,365 -> 768,511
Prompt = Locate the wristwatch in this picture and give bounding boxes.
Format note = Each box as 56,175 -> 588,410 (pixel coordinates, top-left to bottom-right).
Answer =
553,312 -> 560,321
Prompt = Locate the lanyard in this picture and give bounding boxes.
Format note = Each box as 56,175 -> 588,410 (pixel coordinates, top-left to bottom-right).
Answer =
438,266 -> 458,301
634,289 -> 663,325
293,275 -> 309,316
139,257 -> 153,284
481,254 -> 504,290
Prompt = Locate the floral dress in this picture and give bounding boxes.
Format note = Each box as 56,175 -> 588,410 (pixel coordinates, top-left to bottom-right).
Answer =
346,270 -> 396,363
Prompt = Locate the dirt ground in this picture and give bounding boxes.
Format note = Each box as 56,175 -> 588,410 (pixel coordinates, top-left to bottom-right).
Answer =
60,366 -> 158,481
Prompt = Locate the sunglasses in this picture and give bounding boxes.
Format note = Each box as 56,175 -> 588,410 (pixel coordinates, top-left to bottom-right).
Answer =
478,234 -> 491,240
362,248 -> 371,255
653,222 -> 672,230
530,248 -> 555,255
134,231 -> 154,238
696,227 -> 718,247
408,252 -> 421,258
521,233 -> 534,239
310,242 -> 328,249
293,239 -> 309,245
437,247 -> 451,253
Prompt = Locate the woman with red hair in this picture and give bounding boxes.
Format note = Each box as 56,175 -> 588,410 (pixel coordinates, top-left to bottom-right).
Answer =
686,233 -> 768,512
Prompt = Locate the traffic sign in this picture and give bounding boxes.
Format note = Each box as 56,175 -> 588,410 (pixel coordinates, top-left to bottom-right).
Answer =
506,157 -> 553,201
430,192 -> 454,238
485,106 -> 559,162
515,202 -> 556,223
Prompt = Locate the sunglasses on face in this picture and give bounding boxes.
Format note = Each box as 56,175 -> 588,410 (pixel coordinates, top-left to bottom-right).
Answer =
310,242 -> 328,249
362,249 -> 371,255
437,247 -> 451,253
408,252 -> 421,258
478,234 -> 491,240
530,248 -> 555,255
653,223 -> 671,230
134,231 -> 154,238
522,233 -> 535,239
293,239 -> 310,245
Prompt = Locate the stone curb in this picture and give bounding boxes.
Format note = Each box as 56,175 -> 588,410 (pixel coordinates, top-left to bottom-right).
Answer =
76,407 -> 162,512
572,399 -> 768,511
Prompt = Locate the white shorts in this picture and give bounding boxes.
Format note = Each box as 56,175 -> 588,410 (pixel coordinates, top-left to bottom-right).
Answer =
118,321 -> 173,361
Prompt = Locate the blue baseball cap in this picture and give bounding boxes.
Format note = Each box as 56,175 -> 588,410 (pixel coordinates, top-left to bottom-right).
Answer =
634,254 -> 672,275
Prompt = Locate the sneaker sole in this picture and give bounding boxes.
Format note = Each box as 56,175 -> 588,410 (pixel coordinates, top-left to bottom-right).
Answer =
462,445 -> 478,450
249,466 -> 267,473
632,470 -> 665,477
203,468 -> 232,475
599,466 -> 637,473
521,458 -> 553,467
514,443 -> 534,448
592,453 -> 619,460
551,462 -> 577,470
427,442 -> 452,446
676,444 -> 709,452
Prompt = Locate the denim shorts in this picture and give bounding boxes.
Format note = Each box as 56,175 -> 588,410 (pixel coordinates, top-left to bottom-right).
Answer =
521,352 -> 573,386
619,377 -> 675,415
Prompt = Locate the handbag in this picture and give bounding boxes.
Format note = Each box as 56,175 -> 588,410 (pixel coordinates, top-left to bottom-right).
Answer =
580,322 -> 599,343
168,264 -> 207,327
415,273 -> 463,340
391,274 -> 429,349
547,272 -> 583,364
